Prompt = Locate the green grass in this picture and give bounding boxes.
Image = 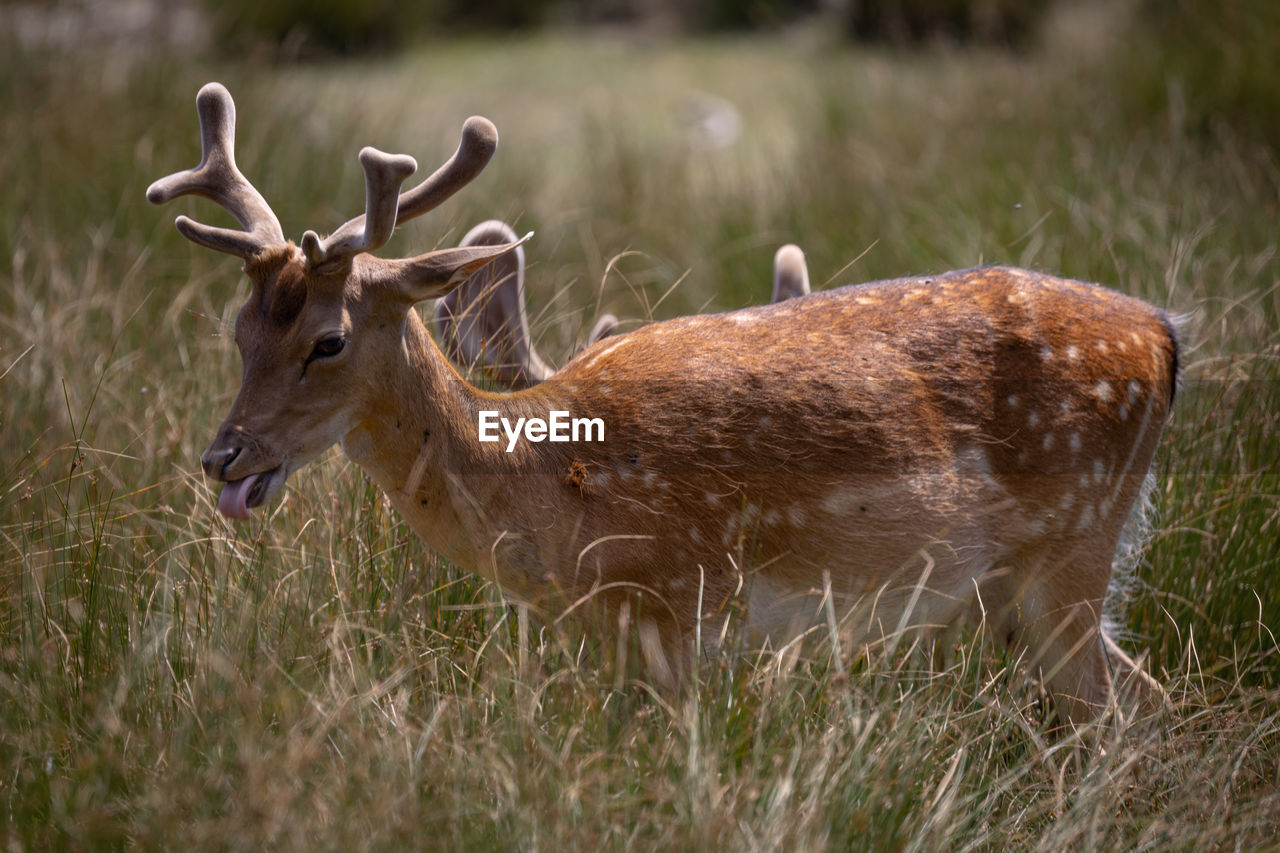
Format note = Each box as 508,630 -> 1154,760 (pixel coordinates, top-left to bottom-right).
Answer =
3,7 -> 1279,849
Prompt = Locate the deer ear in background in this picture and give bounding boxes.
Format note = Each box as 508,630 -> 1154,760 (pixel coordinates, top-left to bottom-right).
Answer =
436,236 -> 808,390
434,220 -> 553,388
772,244 -> 810,302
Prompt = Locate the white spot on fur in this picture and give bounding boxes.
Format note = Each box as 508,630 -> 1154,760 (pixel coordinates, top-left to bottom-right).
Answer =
584,338 -> 626,366
764,508 -> 781,526
1042,433 -> 1055,451
957,446 -> 996,487
1069,432 -> 1082,453
1078,504 -> 1095,530
1093,459 -> 1106,484
1007,395 -> 1020,408
1059,492 -> 1075,510
1066,345 -> 1080,361
1040,345 -> 1054,362
705,491 -> 721,506
787,505 -> 807,526
1127,379 -> 1142,403
1095,341 -> 1109,354
1094,380 -> 1113,402
1028,410 -> 1041,429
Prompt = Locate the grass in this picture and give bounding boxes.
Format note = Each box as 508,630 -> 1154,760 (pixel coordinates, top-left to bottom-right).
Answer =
2,5 -> 1279,849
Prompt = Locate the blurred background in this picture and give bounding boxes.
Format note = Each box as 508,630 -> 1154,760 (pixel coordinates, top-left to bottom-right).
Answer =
9,0 -> 1280,146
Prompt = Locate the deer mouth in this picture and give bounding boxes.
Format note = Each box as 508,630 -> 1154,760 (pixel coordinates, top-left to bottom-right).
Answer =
216,466 -> 284,520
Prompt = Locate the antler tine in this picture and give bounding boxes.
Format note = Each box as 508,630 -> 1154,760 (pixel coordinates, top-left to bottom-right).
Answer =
302,147 -> 418,270
302,116 -> 497,271
394,116 -> 498,227
146,82 -> 285,259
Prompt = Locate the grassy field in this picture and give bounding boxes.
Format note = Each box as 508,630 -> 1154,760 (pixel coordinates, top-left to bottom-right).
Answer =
2,5 -> 1279,849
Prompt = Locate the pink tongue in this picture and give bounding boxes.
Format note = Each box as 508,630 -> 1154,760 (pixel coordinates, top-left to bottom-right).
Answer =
217,474 -> 261,520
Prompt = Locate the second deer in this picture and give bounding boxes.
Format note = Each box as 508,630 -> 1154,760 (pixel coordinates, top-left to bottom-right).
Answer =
436,222 -> 810,387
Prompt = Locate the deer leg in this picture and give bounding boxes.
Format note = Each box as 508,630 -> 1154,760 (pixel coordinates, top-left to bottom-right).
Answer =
976,550 -> 1115,727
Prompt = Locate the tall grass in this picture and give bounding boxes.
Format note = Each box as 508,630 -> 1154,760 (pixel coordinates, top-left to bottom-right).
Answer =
2,7 -> 1278,848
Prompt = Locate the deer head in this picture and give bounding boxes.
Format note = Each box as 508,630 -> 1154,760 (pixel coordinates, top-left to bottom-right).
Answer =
148,82 -> 526,518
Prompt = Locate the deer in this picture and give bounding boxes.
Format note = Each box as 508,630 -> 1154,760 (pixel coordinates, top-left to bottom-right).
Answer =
436,224 -> 808,388
149,82 -> 1178,726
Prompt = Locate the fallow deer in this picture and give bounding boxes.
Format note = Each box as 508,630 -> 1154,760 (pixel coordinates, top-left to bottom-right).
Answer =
437,224 -> 808,387
150,83 -> 1178,724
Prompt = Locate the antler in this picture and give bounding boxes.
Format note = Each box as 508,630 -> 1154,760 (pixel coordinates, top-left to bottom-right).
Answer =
302,116 -> 499,271
301,147 -> 418,270
146,82 -> 285,258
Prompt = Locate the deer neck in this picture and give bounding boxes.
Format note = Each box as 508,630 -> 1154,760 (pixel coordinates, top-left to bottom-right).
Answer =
338,307 -> 542,574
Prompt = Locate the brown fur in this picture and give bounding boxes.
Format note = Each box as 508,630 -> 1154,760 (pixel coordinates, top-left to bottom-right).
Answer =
153,85 -> 1177,725
203,249 -> 1177,725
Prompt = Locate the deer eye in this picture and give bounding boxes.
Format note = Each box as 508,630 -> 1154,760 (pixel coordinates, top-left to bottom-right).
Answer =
307,335 -> 346,363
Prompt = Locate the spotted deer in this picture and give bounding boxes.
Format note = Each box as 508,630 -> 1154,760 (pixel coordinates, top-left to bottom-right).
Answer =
436,223 -> 807,387
150,83 -> 1178,724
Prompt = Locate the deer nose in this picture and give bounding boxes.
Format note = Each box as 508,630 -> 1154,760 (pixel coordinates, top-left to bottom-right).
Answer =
201,444 -> 241,480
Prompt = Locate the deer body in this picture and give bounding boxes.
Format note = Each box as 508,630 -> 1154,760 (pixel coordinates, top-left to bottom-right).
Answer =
355,265 -> 1174,631
151,83 -> 1177,723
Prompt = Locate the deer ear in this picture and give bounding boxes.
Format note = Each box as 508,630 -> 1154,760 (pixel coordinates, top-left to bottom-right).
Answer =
385,233 -> 533,304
